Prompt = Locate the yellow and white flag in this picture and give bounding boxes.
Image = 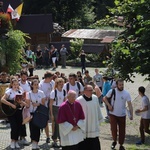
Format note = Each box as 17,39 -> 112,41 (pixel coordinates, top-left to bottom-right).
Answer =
11,3 -> 23,20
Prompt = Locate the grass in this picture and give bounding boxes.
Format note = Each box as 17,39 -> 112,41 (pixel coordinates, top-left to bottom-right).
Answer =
126,144 -> 150,150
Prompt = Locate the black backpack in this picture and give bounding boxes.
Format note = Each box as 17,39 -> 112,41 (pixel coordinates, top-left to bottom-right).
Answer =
106,89 -> 116,111
32,104 -> 49,129
66,82 -> 81,94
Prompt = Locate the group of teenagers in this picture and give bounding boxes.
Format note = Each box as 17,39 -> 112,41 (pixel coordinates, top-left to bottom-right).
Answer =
0,69 -> 150,150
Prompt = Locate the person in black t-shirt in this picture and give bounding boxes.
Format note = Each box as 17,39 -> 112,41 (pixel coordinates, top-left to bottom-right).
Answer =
79,50 -> 86,74
35,45 -> 43,69
42,46 -> 50,68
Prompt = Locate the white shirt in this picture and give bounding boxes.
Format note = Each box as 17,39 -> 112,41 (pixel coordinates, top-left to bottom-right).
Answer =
19,80 -> 31,92
63,82 -> 84,98
77,94 -> 103,138
5,88 -> 24,100
27,90 -> 45,113
50,89 -> 66,106
106,88 -> 131,117
93,73 -> 103,87
141,95 -> 150,119
39,79 -> 54,107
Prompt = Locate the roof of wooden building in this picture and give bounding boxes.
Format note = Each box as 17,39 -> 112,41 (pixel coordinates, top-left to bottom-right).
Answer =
62,29 -> 121,41
100,36 -> 115,43
16,14 -> 53,34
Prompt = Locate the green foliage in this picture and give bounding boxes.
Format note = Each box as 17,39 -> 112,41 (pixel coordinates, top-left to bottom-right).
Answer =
0,13 -> 11,28
23,0 -> 115,29
77,2 -> 96,28
23,0 -> 87,29
98,0 -> 150,81
0,30 -> 28,74
93,0 -> 115,20
86,54 -> 101,62
69,38 -> 84,59
90,15 -> 124,29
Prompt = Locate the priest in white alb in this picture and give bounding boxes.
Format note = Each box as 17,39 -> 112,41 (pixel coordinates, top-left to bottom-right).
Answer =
77,85 -> 104,150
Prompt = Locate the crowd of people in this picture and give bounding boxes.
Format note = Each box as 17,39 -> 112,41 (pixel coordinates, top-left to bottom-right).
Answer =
22,44 -> 68,74
0,69 -> 150,150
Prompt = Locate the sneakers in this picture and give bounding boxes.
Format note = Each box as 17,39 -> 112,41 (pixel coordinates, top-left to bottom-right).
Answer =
10,142 -> 20,149
111,141 -> 117,149
10,142 -> 15,149
15,142 -> 20,149
136,141 -> 144,145
51,68 -> 56,71
32,142 -> 40,150
119,145 -> 125,150
46,137 -> 50,143
21,138 -> 30,145
52,142 -> 60,148
32,143 -> 37,149
36,144 -> 40,149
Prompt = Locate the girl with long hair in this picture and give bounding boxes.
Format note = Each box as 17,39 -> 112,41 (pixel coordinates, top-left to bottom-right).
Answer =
1,78 -> 28,149
50,78 -> 67,148
26,79 -> 45,149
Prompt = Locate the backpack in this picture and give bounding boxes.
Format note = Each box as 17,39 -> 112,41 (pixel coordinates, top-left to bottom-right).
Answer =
54,89 -> 66,105
19,80 -> 31,88
106,89 -> 116,111
32,104 -> 49,129
66,82 -> 81,94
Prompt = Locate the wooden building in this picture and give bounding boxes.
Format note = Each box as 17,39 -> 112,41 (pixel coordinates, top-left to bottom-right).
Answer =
61,29 -> 122,54
16,14 -> 53,50
3,0 -> 54,50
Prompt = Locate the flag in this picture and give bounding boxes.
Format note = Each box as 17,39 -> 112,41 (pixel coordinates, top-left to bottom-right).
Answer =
11,3 -> 23,20
6,4 -> 14,13
16,3 -> 23,17
11,10 -> 20,20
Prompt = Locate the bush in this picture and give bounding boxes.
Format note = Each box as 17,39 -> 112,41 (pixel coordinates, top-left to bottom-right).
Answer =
69,38 -> 84,59
0,30 -> 28,74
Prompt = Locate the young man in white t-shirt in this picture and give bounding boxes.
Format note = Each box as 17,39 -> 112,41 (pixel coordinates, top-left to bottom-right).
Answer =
39,71 -> 54,143
135,86 -> 150,145
19,71 -> 31,145
19,71 -> 31,93
103,79 -> 133,150
63,73 -> 84,98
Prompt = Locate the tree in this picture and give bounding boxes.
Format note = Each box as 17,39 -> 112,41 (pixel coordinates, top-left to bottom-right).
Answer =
23,0 -> 87,29
93,0 -> 115,20
0,12 -> 27,74
23,0 -> 115,29
104,0 -> 150,81
0,30 -> 27,74
69,38 -> 84,60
